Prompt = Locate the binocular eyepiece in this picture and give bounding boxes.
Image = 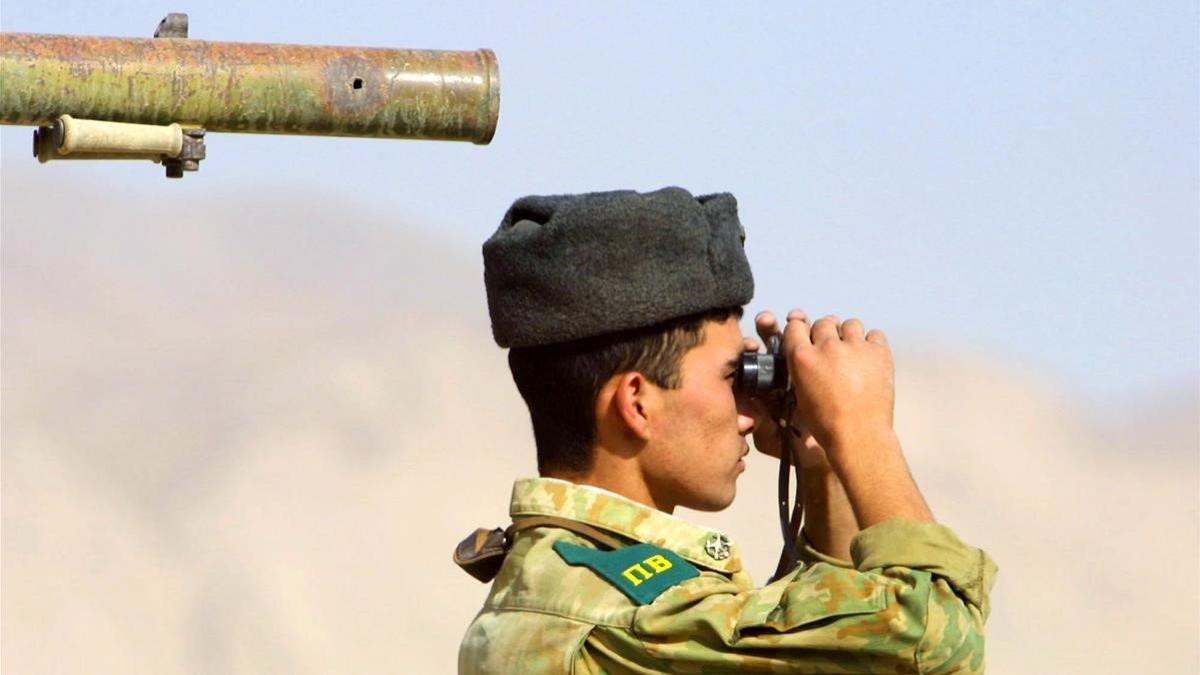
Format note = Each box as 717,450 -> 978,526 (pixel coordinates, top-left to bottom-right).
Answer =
735,336 -> 789,392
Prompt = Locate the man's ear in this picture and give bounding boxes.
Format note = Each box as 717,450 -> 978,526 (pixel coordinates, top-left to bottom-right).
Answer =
599,371 -> 658,442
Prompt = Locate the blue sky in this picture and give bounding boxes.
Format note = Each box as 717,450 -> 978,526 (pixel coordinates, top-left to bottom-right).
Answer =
2,2 -> 1197,406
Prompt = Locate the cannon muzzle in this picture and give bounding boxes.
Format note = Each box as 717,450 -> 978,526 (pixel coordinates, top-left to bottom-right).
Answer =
0,14 -> 500,177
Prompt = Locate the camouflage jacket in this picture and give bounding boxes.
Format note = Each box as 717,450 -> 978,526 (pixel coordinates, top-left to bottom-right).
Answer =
458,478 -> 996,674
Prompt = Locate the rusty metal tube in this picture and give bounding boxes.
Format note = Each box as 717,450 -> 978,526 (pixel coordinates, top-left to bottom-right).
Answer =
0,33 -> 499,144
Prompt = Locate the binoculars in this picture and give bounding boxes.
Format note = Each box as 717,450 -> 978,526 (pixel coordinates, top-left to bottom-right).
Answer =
735,336 -> 789,392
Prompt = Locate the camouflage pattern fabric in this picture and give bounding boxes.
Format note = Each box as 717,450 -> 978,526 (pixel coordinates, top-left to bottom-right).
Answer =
459,478 -> 996,674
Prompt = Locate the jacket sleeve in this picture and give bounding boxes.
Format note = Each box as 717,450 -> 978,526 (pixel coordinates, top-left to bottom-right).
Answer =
578,519 -> 997,674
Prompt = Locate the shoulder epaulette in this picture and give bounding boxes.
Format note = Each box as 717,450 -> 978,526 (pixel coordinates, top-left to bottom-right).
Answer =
553,541 -> 699,605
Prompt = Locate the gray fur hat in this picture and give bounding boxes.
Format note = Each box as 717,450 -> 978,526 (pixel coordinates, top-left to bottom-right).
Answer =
483,186 -> 754,348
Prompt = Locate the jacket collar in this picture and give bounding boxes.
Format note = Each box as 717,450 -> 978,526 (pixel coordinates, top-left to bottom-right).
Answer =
509,477 -> 743,574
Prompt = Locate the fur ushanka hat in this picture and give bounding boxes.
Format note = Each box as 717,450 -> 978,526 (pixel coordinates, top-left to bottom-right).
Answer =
483,187 -> 754,348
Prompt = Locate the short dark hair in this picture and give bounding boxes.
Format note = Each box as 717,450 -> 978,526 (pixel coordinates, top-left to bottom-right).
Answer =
507,306 -> 743,475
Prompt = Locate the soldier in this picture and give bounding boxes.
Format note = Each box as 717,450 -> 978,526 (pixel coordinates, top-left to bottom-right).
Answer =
456,187 -> 996,673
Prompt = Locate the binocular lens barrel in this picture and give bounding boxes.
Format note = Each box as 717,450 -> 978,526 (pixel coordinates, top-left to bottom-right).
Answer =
736,353 -> 788,391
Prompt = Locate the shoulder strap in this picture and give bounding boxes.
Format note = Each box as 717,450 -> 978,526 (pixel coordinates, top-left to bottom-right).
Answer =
506,515 -> 625,550
453,515 -> 626,584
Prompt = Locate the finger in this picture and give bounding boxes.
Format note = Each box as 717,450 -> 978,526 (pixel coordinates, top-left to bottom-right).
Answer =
755,310 -> 783,343
865,328 -> 889,346
841,318 -> 865,341
782,309 -> 812,351
743,337 -> 760,352
811,315 -> 841,344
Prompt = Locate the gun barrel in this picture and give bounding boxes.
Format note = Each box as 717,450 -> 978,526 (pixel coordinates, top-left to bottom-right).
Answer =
0,33 -> 499,144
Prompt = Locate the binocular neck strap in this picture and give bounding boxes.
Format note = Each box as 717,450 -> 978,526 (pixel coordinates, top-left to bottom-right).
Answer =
770,420 -> 805,582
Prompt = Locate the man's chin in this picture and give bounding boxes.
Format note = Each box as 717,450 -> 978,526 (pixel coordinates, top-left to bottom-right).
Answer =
683,486 -> 737,513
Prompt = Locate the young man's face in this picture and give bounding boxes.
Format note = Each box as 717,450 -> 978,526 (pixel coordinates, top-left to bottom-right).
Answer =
644,317 -> 757,512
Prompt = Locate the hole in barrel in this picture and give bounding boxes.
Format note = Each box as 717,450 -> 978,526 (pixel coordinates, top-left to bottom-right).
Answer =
352,77 -> 364,90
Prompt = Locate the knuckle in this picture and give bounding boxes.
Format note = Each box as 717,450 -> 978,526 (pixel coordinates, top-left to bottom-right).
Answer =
792,349 -> 819,367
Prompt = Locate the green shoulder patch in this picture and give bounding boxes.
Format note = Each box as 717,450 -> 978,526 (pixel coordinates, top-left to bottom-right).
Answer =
553,541 -> 699,606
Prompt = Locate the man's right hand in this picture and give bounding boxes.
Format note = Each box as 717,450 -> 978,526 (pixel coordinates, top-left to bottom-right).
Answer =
780,310 -> 895,455
779,309 -> 934,527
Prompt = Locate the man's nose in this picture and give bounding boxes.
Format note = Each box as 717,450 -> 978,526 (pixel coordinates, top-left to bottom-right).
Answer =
736,411 -> 756,436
